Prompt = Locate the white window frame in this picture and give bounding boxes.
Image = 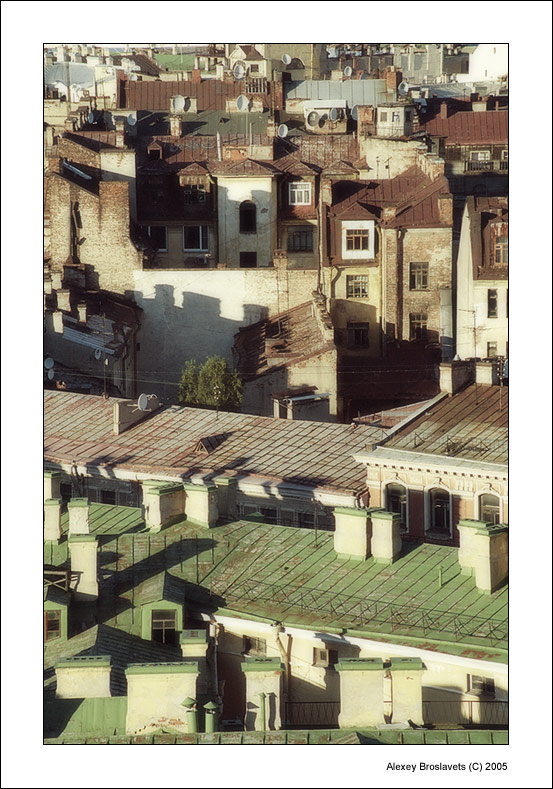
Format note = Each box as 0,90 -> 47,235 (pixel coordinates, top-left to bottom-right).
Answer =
384,482 -> 409,535
346,274 -> 369,299
147,225 -> 167,252
467,674 -> 496,697
342,220 -> 375,260
183,225 -> 209,252
288,181 -> 312,206
474,489 -> 503,524
470,150 -> 491,162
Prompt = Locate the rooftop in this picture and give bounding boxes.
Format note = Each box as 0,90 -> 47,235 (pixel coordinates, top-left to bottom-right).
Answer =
122,78 -> 270,112
44,514 -> 508,662
382,383 -> 508,464
44,390 -> 386,494
284,79 -> 390,106
421,108 -> 508,144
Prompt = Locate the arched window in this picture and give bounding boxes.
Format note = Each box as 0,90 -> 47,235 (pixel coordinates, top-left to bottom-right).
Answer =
239,201 -> 256,233
386,483 -> 407,533
479,493 -> 500,525
429,489 -> 450,535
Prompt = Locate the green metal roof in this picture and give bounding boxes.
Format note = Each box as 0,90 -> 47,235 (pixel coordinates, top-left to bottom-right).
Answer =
44,727 -> 508,745
153,53 -> 195,71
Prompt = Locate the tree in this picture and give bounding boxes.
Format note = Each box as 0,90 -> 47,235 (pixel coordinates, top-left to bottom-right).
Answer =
177,356 -> 242,411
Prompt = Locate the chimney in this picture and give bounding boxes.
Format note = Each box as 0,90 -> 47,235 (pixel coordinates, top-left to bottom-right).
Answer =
125,662 -> 200,735
77,302 -> 87,323
170,115 -> 181,136
191,68 -> 202,84
55,656 -> 111,698
439,360 -> 474,394
381,204 -> 396,222
44,498 -> 62,542
472,99 -> 487,113
438,193 -> 453,225
113,395 -> 161,435
476,360 -> 499,385
336,658 -> 386,728
183,481 -> 219,528
52,311 -> 64,333
272,249 -> 288,270
141,481 -> 185,532
68,497 -> 90,534
69,533 -> 98,599
44,470 -> 61,500
440,101 -> 448,119
388,658 -> 425,725
180,630 -> 210,695
333,506 -> 372,560
51,271 -> 63,289
114,118 -> 125,148
370,509 -> 402,564
56,289 -> 71,312
457,520 -> 508,593
213,476 -> 237,520
385,66 -> 401,92
215,63 -> 224,80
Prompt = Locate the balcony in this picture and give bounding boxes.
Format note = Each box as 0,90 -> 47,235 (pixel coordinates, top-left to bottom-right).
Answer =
464,160 -> 508,173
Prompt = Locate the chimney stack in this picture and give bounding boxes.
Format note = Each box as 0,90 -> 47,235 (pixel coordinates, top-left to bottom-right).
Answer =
56,289 -> 71,312
458,520 -> 508,594
68,498 -> 90,534
44,499 -> 63,542
439,360 -> 474,394
170,115 -> 181,136
440,101 -> 448,119
438,192 -> 453,225
77,303 -> 87,323
69,534 -> 99,600
44,470 -> 61,500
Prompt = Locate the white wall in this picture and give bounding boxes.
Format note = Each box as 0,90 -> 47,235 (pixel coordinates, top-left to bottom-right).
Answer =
217,175 -> 277,268
457,44 -> 508,83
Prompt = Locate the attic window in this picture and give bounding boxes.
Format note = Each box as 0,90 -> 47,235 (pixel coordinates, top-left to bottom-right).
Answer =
289,182 -> 311,205
313,647 -> 338,668
149,148 -> 161,161
494,235 -> 508,264
243,636 -> 266,656
467,675 -> 495,697
151,609 -> 178,645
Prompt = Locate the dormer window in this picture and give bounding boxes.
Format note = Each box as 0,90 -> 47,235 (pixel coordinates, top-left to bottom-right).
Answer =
288,182 -> 311,206
494,235 -> 508,264
342,221 -> 375,259
184,184 -> 206,204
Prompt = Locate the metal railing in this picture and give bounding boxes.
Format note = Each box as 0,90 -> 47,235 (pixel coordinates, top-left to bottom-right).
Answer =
208,577 -> 507,648
464,160 -> 508,173
284,701 -> 340,729
423,700 -> 508,726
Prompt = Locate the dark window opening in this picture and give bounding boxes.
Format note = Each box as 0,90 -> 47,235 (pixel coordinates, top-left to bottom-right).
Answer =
148,148 -> 161,161
100,489 -> 116,505
488,289 -> 498,318
44,610 -> 61,641
240,251 -> 257,268
479,494 -> 500,525
243,636 -> 266,656
386,484 -> 407,533
468,675 -> 495,697
429,489 -> 450,534
60,483 -> 72,502
151,609 -> 178,645
287,227 -> 313,252
239,201 -> 257,233
183,184 -> 206,204
347,322 -> 370,347
410,313 -> 428,341
183,226 -> 208,251
147,226 -> 167,251
487,342 -> 498,358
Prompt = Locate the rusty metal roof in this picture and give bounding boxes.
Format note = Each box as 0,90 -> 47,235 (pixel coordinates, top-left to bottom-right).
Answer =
421,110 -> 508,145
383,384 -> 508,464
123,79 -> 270,112
44,390 -> 387,494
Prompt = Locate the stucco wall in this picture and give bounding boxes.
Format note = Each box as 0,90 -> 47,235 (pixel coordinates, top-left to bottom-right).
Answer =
217,176 -> 277,268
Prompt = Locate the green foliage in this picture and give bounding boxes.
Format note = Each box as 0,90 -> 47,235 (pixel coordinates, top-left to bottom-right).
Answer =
178,356 -> 242,411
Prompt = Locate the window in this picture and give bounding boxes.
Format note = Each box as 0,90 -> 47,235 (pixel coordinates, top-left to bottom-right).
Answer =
487,341 -> 498,358
100,489 -> 116,505
239,251 -> 257,268
148,148 -> 161,161
279,509 -> 295,526
500,150 -> 508,161
380,111 -> 388,122
494,236 -> 508,264
468,675 -> 495,697
151,609 -> 178,645
183,184 -> 206,204
298,511 -> 315,529
183,226 -> 208,251
147,226 -> 167,252
487,289 -> 498,318
260,507 -> 278,524
60,483 -> 72,502
479,493 -> 500,525
347,322 -> 370,347
386,484 -> 407,533
288,182 -> 312,206
405,110 -> 412,122
346,228 -> 370,251
346,274 -> 368,299
238,503 -> 259,519
313,647 -> 339,668
287,226 -> 313,252
239,201 -> 257,232
409,262 -> 428,290
410,313 -> 428,341
429,489 -> 450,534
243,636 -> 266,656
44,610 -> 61,642
249,64 -> 259,73
392,112 -> 400,123
470,150 -> 491,162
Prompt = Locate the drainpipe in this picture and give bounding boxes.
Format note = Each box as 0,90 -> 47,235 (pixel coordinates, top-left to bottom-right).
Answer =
208,617 -> 220,702
274,623 -> 291,705
396,227 -> 406,343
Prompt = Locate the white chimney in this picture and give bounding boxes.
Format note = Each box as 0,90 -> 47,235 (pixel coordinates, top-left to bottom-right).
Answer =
44,499 -> 62,542
69,534 -> 99,600
57,289 -> 71,312
77,302 -> 88,323
68,498 -> 90,534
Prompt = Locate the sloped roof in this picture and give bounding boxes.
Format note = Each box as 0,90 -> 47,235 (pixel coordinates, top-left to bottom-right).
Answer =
421,109 -> 508,145
210,158 -> 279,176
285,79 -> 390,106
44,390 -> 388,494
123,78 -> 270,111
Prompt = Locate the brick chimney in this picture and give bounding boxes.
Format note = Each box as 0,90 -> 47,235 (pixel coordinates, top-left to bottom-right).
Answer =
440,101 -> 448,119
191,68 -> 202,84
458,520 -> 508,594
55,656 -> 111,698
385,66 -> 402,92
170,115 -> 181,136
381,204 -> 396,222
438,193 -> 453,225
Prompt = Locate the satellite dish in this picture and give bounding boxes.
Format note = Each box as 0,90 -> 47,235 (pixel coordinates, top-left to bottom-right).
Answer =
344,65 -> 353,77
137,393 -> 149,411
281,53 -> 292,65
126,112 -> 137,127
87,111 -> 96,124
329,107 -> 339,122
307,110 -> 320,127
398,81 -> 409,95
236,95 -> 249,111
47,369 -> 55,380
277,123 -> 288,138
44,357 -> 55,369
94,348 -> 103,360
233,63 -> 245,80
351,105 -> 359,121
173,95 -> 185,113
